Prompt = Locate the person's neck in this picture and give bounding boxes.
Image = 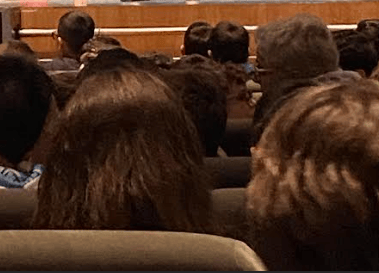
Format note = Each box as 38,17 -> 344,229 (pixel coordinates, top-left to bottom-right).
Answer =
60,48 -> 80,61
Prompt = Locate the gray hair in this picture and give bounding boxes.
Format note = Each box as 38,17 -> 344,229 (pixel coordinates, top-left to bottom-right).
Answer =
255,13 -> 339,79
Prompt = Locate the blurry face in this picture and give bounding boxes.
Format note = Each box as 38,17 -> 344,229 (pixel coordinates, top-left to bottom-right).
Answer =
253,52 -> 274,89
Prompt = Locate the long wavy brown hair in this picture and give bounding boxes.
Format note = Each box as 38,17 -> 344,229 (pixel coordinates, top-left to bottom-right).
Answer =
246,80 -> 379,270
32,67 -> 214,233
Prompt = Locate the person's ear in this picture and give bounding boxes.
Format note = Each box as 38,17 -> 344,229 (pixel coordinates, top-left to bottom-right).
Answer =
180,44 -> 185,55
250,146 -> 255,157
57,36 -> 64,49
355,69 -> 367,78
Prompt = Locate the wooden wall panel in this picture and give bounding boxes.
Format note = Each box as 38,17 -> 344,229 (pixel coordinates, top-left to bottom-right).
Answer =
20,1 -> 379,29
19,1 -> 379,58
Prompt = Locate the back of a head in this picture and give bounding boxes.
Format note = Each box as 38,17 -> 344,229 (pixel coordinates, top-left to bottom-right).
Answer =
80,35 -> 122,65
80,35 -> 121,52
173,54 -> 250,104
256,13 -> 338,79
0,40 -> 37,63
183,21 -> 212,57
140,52 -> 174,70
160,65 -> 228,157
247,80 -> 379,270
0,56 -> 52,165
209,21 -> 249,64
357,19 -> 379,42
77,48 -> 143,82
173,53 -> 222,71
33,66 -> 213,232
58,11 -> 95,55
333,30 -> 378,77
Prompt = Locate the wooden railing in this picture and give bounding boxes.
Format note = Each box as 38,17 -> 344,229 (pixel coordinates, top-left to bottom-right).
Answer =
12,0 -> 379,57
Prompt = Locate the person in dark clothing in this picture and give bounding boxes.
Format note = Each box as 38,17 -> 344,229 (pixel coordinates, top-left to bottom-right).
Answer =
41,11 -> 95,71
251,13 -> 340,146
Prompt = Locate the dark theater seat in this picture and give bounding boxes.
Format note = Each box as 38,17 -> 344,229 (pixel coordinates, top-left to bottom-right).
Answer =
220,119 -> 252,157
0,187 -> 37,229
205,156 -> 251,189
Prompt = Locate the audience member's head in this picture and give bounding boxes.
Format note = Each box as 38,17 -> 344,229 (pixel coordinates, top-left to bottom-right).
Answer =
357,19 -> 379,49
0,40 -> 37,63
251,14 -> 340,146
333,29 -> 378,77
255,13 -> 338,82
33,66 -> 213,232
56,11 -> 95,59
77,48 -> 144,82
357,19 -> 379,34
160,64 -> 228,157
140,52 -> 174,70
173,53 -> 219,70
0,56 -> 52,166
80,35 -> 122,66
247,79 -> 379,270
181,21 -> 212,57
208,21 -> 249,64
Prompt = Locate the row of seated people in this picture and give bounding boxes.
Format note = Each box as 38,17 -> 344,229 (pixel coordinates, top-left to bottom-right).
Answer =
1,10 -> 379,271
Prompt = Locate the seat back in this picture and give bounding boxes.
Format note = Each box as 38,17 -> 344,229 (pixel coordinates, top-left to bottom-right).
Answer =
212,188 -> 247,241
0,230 -> 266,271
220,118 -> 252,157
0,159 -> 252,229
205,156 -> 251,188
0,187 -> 37,229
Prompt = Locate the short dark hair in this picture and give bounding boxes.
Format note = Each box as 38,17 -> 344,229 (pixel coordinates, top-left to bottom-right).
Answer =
58,11 -> 95,54
33,67 -> 213,232
80,35 -> 122,66
333,30 -> 378,76
0,40 -> 37,63
183,21 -> 212,57
247,79 -> 379,270
209,21 -> 249,64
357,19 -> 379,39
140,52 -> 174,70
356,19 -> 379,57
77,48 -> 144,82
173,53 -> 222,71
81,35 -> 122,54
161,65 -> 228,157
0,56 -> 52,164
